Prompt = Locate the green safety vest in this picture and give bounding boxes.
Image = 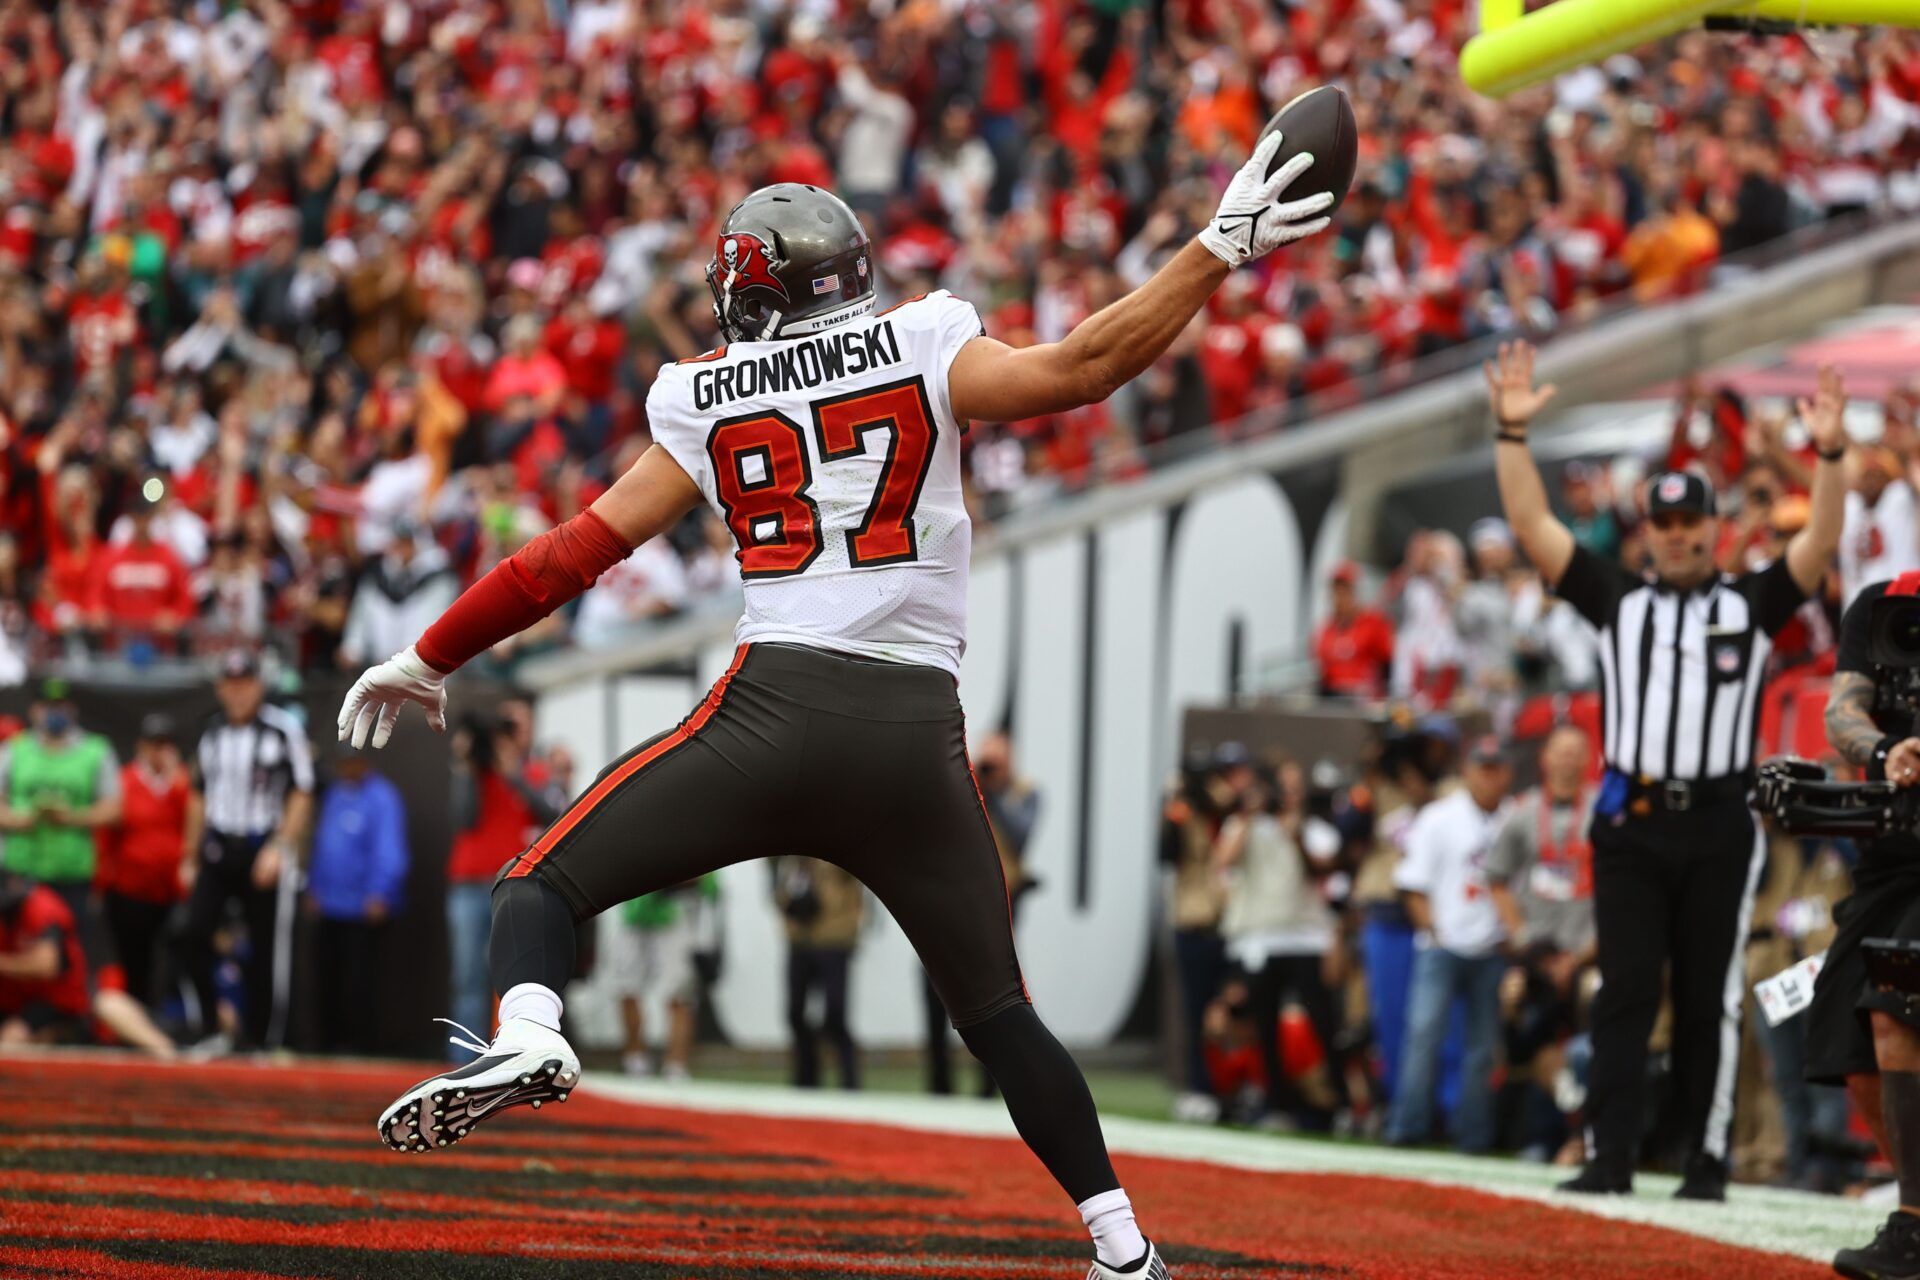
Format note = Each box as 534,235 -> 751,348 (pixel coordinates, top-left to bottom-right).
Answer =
621,874 -> 718,929
4,732 -> 111,884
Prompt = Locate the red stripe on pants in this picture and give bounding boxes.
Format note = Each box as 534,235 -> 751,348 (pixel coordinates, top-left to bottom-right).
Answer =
508,645 -> 748,879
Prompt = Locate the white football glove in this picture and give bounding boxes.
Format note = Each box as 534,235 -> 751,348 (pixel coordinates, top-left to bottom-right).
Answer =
337,644 -> 448,750
1197,132 -> 1336,269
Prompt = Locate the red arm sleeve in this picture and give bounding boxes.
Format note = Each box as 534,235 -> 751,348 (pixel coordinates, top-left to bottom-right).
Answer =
415,508 -> 632,673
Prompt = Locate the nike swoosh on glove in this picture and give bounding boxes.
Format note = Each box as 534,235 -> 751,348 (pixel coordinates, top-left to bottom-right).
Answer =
337,644 -> 449,750
1197,133 -> 1336,269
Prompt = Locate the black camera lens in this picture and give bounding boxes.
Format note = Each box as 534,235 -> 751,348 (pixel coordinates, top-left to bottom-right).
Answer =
1868,596 -> 1920,669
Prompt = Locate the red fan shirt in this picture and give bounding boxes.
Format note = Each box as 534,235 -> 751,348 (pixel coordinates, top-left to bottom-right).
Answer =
97,763 -> 189,904
0,886 -> 90,1019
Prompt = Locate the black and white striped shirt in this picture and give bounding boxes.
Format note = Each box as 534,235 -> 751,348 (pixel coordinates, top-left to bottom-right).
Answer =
1556,546 -> 1805,781
193,705 -> 316,838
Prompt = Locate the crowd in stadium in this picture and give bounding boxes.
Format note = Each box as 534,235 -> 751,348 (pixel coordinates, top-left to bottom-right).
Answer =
0,1 -> 1918,676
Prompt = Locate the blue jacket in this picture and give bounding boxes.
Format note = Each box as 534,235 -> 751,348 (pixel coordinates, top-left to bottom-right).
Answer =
308,774 -> 409,921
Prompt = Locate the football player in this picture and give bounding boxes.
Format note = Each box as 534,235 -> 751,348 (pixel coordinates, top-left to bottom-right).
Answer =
342,133 -> 1332,1279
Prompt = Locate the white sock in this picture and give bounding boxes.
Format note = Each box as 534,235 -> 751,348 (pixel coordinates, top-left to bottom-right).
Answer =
1078,1188 -> 1146,1268
498,982 -> 564,1033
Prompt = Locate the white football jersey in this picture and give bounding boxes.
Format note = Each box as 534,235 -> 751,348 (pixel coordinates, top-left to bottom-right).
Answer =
647,290 -> 985,675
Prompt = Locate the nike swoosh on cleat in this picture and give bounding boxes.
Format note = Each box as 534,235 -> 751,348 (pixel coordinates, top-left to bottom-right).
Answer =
461,1090 -> 516,1123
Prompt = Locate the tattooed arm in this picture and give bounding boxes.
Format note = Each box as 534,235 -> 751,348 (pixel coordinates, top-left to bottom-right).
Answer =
1827,670 -> 1920,785
1826,671 -> 1886,769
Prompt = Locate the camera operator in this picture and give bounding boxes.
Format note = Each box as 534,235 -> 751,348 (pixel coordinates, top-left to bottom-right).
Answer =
1811,572 -> 1920,1276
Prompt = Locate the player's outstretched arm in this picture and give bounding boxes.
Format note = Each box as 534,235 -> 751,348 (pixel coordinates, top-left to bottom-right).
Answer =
338,446 -> 702,749
948,134 -> 1333,425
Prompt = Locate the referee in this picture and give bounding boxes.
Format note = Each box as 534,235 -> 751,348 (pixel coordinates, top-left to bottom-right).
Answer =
178,649 -> 314,1051
1490,341 -> 1848,1199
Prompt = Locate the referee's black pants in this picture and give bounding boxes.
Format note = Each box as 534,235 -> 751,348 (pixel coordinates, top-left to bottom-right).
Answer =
174,832 -> 292,1050
1585,802 -> 1765,1177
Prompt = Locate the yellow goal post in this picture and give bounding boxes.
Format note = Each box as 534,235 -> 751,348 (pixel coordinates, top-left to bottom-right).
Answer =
1461,0 -> 1920,99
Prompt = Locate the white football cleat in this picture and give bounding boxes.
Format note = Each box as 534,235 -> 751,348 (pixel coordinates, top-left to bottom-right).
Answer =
377,1017 -> 580,1153
1087,1241 -> 1170,1280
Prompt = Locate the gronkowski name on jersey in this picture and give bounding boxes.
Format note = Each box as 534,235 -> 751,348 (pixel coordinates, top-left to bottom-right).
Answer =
647,291 -> 985,675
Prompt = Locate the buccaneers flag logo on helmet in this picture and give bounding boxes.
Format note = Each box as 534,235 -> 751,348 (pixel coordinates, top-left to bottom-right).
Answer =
714,233 -> 790,303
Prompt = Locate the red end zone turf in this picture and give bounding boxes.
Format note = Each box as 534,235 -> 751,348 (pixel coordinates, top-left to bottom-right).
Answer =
0,1057 -> 1824,1280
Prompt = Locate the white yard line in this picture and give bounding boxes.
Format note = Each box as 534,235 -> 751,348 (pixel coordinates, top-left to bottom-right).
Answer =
588,1073 -> 1882,1265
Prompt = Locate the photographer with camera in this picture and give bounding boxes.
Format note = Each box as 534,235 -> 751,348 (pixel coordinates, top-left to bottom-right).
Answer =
1810,558 -> 1920,1276
1214,757 -> 1344,1131
777,856 -> 865,1091
1493,344 -> 1848,1199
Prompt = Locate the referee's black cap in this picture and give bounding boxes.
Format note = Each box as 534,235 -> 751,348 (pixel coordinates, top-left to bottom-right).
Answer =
217,647 -> 261,681
1647,470 -> 1717,518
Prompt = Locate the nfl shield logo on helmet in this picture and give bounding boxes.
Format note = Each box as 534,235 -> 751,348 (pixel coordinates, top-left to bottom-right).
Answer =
812,274 -> 837,296
1658,475 -> 1687,504
856,256 -> 868,278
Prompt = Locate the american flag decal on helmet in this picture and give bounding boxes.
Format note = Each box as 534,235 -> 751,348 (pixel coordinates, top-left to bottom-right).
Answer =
812,274 -> 837,295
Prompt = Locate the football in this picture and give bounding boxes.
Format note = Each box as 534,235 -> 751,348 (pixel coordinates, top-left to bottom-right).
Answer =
1258,85 -> 1359,214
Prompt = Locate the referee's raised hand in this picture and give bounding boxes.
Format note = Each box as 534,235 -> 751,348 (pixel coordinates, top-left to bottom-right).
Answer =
1484,341 -> 1558,435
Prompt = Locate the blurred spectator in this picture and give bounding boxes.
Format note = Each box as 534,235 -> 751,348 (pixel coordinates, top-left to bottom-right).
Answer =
1562,463 -> 1622,563
195,529 -> 270,650
1314,563 -> 1394,699
573,540 -> 690,651
1162,748 -> 1234,1123
0,683 -> 120,902
778,857 -> 864,1091
1486,726 -> 1597,1161
0,870 -> 93,1048
338,523 -> 459,667
97,713 -> 189,1011
178,649 -> 314,1052
926,731 -> 1039,1097
1455,518 -> 1523,716
1840,445 -> 1920,607
445,698 -> 560,1057
1214,760 -> 1344,1130
608,877 -> 716,1081
1620,189 -> 1720,301
1386,737 -> 1513,1152
1351,723 -> 1449,1111
306,745 -> 410,1055
1390,530 -> 1465,706
88,490 -> 193,654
